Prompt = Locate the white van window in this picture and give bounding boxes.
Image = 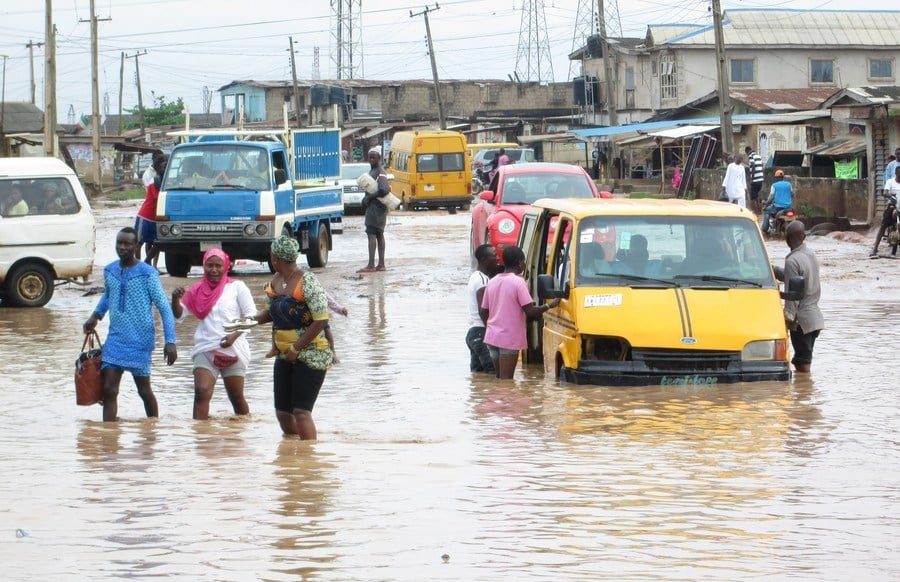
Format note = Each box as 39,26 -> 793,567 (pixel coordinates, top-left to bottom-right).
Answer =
576,216 -> 774,287
0,178 -> 79,217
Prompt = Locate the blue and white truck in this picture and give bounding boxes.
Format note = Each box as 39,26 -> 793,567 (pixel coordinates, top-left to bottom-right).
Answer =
154,127 -> 343,277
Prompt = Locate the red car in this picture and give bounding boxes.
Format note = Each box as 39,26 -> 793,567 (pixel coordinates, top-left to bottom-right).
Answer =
470,162 -> 611,258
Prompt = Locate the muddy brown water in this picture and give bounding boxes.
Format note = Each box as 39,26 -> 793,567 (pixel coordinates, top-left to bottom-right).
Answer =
1,200 -> 898,580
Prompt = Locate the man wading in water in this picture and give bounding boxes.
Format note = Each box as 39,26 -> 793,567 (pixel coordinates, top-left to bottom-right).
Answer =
358,147 -> 390,273
779,221 -> 824,373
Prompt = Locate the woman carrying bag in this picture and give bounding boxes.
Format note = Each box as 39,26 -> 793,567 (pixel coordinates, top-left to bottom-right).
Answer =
171,249 -> 256,420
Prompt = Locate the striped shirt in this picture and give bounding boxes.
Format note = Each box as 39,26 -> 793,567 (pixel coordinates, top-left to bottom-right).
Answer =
747,151 -> 764,183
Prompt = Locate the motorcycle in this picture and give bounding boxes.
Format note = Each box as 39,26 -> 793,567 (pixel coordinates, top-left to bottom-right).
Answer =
770,207 -> 796,238
472,167 -> 491,195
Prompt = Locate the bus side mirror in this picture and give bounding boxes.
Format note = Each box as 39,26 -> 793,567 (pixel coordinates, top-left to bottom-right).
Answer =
537,274 -> 568,300
274,169 -> 289,185
479,190 -> 496,203
781,275 -> 805,301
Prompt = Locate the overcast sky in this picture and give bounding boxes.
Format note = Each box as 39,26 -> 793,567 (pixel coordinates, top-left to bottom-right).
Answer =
0,0 -> 882,121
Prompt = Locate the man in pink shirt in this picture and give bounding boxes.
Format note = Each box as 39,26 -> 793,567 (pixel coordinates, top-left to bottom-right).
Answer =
480,246 -> 559,379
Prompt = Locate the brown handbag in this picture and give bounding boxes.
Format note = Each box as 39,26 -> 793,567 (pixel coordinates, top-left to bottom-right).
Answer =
75,331 -> 104,406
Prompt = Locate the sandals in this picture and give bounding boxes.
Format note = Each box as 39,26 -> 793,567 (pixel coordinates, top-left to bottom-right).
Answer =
224,317 -> 258,332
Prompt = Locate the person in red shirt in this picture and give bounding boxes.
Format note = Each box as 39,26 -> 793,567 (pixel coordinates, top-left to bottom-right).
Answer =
135,154 -> 166,266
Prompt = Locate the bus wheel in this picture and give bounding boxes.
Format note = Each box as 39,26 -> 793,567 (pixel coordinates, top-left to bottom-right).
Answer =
6,262 -> 54,307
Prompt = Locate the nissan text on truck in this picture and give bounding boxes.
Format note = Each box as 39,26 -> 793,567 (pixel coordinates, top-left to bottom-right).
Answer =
155,127 -> 343,277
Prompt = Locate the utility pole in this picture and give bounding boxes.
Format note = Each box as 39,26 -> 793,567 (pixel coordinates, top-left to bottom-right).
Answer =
25,41 -> 44,104
411,4 -> 446,130
598,0 -> 617,128
288,37 -> 302,129
712,0 -> 734,155
126,51 -> 148,137
82,0 -> 110,191
118,52 -> 124,135
1,55 -> 7,154
44,0 -> 57,157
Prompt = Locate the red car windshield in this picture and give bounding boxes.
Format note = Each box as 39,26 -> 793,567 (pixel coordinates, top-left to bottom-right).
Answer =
502,172 -> 594,205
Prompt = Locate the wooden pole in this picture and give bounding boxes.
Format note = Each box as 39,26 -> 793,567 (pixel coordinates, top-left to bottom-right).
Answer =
44,0 -> 57,157
288,36 -> 302,129
411,5 -> 446,130
712,0 -> 734,155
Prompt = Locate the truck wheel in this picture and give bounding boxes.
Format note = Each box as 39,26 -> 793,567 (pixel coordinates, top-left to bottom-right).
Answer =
165,252 -> 191,278
306,223 -> 329,268
6,262 -> 54,307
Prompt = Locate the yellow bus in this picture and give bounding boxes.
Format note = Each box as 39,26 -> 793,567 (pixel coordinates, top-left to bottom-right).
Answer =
387,130 -> 472,210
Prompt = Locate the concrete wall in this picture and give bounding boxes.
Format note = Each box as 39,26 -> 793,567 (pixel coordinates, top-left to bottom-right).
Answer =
693,168 -> 869,221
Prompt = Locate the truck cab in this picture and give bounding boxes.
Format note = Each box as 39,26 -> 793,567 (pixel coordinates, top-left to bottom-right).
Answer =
156,128 -> 343,276
519,198 -> 799,386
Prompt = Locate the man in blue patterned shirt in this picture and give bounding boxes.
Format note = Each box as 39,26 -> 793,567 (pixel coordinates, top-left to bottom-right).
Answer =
84,227 -> 177,421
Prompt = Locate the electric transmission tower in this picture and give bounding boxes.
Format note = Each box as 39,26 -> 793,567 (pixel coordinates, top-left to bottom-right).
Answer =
515,0 -> 554,83
312,46 -> 321,80
569,0 -> 623,77
330,0 -> 363,79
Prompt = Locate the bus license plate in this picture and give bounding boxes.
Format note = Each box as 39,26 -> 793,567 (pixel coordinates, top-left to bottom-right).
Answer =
200,241 -> 222,251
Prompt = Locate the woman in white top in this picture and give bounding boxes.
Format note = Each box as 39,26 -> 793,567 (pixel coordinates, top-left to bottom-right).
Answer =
171,249 -> 256,420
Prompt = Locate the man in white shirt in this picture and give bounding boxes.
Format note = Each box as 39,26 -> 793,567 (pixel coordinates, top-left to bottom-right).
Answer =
722,154 -> 748,208
466,244 -> 499,373
871,165 -> 900,257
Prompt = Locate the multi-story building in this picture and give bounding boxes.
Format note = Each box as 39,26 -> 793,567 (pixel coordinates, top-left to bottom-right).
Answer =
572,9 -> 900,125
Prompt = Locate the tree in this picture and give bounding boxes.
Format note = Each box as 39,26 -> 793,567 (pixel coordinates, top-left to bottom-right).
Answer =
125,93 -> 185,128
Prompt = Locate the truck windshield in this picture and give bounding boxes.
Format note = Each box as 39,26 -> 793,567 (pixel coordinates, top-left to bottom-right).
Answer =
163,145 -> 271,191
575,215 -> 775,288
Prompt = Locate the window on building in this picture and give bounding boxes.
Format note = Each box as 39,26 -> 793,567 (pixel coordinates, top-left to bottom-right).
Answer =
869,58 -> 893,79
730,59 -> 755,83
660,55 -> 677,100
810,59 -> 834,84
625,90 -> 636,109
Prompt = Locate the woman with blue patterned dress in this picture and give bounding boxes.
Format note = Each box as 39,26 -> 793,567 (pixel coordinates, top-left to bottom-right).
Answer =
83,227 -> 178,421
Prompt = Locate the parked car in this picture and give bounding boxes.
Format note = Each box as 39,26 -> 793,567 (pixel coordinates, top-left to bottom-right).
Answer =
339,163 -> 394,213
520,198 -> 796,385
0,157 -> 96,307
470,162 -> 609,259
471,147 -> 536,170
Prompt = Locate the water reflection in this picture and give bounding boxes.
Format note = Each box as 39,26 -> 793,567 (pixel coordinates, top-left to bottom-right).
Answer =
268,441 -> 339,579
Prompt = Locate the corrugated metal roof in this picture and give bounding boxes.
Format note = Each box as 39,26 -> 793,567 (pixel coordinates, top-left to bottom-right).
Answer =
650,124 -> 719,139
647,24 -> 706,46
665,10 -> 900,47
572,111 -> 829,139
731,88 -> 838,112
805,136 -> 866,156
0,102 -> 43,134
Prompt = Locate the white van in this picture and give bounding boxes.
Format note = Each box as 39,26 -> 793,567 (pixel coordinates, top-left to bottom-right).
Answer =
0,157 -> 96,307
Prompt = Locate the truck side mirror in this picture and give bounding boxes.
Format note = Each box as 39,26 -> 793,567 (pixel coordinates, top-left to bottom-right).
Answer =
780,275 -> 805,301
274,169 -> 288,185
479,190 -> 496,203
537,274 -> 568,300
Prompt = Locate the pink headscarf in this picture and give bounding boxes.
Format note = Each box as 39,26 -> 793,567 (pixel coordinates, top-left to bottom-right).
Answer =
181,249 -> 234,319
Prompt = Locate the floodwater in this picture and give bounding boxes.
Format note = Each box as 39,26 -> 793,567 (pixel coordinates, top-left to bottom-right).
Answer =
0,200 -> 898,581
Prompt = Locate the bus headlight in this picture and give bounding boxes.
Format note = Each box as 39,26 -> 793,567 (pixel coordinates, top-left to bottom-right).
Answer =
497,218 -> 516,235
169,224 -> 182,236
255,223 -> 268,236
159,224 -> 170,236
244,224 -> 256,236
742,340 -> 787,361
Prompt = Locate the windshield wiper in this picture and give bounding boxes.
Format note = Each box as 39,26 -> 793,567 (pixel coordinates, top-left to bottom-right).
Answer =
166,186 -> 204,191
674,274 -> 762,288
211,183 -> 241,189
594,272 -> 680,287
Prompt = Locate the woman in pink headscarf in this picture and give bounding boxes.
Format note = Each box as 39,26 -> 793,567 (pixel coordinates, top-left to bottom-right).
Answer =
171,249 -> 256,420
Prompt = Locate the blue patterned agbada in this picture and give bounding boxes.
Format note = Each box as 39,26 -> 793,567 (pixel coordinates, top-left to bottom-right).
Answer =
92,261 -> 176,375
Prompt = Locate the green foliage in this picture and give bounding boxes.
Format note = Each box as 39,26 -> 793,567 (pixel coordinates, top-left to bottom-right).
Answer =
126,92 -> 185,128
108,186 -> 147,202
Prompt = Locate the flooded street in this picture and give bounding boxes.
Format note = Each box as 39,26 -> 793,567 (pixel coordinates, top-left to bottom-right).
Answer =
1,200 -> 898,580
